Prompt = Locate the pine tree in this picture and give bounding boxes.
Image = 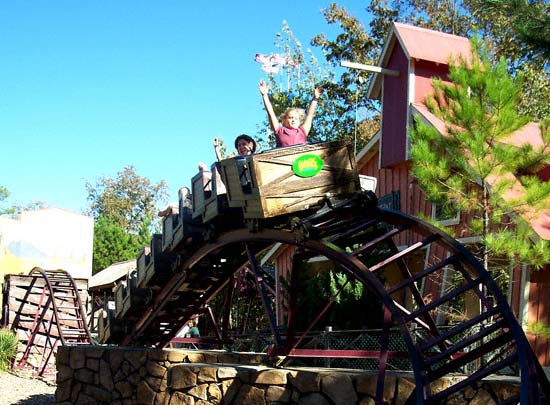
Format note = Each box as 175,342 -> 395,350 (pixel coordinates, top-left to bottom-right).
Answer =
410,37 -> 550,282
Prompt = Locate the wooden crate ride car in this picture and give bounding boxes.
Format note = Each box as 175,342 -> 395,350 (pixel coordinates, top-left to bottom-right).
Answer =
98,303 -> 131,343
162,192 -> 203,253
136,234 -> 179,288
162,210 -> 180,252
114,270 -> 153,320
218,141 -> 360,219
191,163 -> 235,224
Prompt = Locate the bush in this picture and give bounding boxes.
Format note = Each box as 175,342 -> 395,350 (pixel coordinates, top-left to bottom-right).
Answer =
0,328 -> 18,371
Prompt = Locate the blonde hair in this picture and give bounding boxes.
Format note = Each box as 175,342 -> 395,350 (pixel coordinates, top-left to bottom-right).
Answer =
280,107 -> 305,124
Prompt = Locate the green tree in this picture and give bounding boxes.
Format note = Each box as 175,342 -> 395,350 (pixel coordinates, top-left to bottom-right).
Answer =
288,267 -> 382,331
0,186 -> 10,215
259,21 -> 377,153
474,0 -> 550,58
0,186 -> 46,216
467,0 -> 550,119
85,166 -> 168,273
85,166 -> 168,234
312,1 -> 549,121
409,37 -> 550,280
92,216 -> 151,274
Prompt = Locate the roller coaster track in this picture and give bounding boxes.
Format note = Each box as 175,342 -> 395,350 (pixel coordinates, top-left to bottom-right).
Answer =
110,192 -> 549,404
15,268 -> 92,378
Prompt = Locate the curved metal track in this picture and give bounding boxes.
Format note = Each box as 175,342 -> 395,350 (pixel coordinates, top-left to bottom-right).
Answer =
119,194 -> 549,404
16,267 -> 93,377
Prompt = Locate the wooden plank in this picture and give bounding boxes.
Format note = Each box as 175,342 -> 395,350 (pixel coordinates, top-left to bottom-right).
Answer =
219,157 -> 260,208
200,165 -> 232,223
171,210 -> 204,252
136,246 -> 151,288
242,199 -> 264,218
248,142 -> 359,218
98,309 -> 110,342
262,169 -> 357,195
219,141 -> 359,217
4,275 -> 87,291
114,282 -> 127,319
6,301 -> 78,320
140,234 -> 178,288
162,213 -> 179,253
7,287 -> 47,303
191,171 -> 212,219
10,291 -> 89,313
10,318 -> 83,331
533,270 -> 547,364
15,331 -> 58,348
3,274 -> 88,338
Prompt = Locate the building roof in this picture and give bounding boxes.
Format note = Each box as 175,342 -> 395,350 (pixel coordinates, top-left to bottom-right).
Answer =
412,102 -> 550,240
368,22 -> 471,100
88,259 -> 136,291
356,132 -> 380,171
393,22 -> 471,65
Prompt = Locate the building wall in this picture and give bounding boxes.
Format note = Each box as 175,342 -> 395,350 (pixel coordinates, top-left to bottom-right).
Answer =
527,264 -> 550,365
0,208 -> 93,282
359,149 -> 431,236
412,59 -> 450,104
359,149 -> 448,305
380,44 -> 409,168
275,246 -> 296,326
361,62 -> 547,363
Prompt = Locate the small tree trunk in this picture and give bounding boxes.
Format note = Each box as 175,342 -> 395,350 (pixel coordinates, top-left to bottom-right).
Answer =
479,180 -> 490,316
482,181 -> 490,271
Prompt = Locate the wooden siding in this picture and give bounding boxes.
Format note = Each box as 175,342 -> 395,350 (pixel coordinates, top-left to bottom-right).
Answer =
274,246 -> 296,325
359,151 -> 447,303
510,266 -> 522,318
381,44 -> 409,168
412,59 -> 450,104
527,265 -> 550,365
361,151 -> 431,222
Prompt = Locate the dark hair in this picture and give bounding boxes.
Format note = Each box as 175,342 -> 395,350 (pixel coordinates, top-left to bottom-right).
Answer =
234,134 -> 257,153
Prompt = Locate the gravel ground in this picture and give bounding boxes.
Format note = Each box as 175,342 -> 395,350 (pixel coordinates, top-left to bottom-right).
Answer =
0,370 -> 55,405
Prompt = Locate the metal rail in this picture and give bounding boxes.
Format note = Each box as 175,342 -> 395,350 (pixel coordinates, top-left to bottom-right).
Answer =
109,192 -> 549,404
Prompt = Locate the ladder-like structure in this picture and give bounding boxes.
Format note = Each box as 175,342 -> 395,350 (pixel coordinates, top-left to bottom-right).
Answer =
15,268 -> 93,378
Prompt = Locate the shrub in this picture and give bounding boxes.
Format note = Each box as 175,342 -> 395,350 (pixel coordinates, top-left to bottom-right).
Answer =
0,328 -> 18,371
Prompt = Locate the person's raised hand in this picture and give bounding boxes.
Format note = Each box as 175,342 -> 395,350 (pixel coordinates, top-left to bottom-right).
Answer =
259,80 -> 269,96
314,86 -> 324,99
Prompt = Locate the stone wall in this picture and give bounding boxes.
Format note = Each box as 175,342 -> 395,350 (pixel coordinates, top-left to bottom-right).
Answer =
55,346 -> 520,404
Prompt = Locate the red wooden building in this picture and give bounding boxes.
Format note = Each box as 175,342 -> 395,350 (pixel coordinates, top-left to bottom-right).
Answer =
356,22 -> 550,365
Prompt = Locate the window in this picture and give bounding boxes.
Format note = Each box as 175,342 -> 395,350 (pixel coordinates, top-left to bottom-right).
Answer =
432,201 -> 460,226
378,191 -> 400,210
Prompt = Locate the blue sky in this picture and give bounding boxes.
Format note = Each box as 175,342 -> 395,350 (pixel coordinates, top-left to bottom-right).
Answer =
1,1 -> 368,214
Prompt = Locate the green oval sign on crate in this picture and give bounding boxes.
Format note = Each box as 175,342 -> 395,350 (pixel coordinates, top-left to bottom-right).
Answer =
292,154 -> 324,177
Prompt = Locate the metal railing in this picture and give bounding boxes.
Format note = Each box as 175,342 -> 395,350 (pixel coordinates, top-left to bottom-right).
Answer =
223,323 -> 517,375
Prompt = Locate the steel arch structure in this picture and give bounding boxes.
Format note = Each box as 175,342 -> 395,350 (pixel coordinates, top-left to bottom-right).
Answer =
114,193 -> 549,404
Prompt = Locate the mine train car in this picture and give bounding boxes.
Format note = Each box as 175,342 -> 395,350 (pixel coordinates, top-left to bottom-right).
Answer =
166,140 -> 368,248
98,141 -> 376,343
